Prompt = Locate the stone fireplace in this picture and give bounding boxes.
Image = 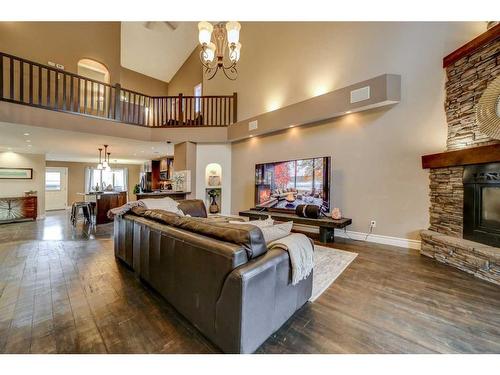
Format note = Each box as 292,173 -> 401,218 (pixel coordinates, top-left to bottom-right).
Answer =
420,25 -> 500,285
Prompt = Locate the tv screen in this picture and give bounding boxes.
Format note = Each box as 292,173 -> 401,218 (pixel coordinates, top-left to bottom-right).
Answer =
255,156 -> 331,212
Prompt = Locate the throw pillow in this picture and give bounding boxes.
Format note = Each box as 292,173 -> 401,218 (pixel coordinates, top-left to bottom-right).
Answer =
229,217 -> 274,228
260,221 -> 293,243
140,197 -> 184,216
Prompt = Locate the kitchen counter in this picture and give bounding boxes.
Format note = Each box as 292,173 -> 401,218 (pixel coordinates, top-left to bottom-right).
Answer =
135,191 -> 190,200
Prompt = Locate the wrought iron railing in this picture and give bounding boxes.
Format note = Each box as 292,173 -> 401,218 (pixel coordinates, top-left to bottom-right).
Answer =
0,52 -> 237,127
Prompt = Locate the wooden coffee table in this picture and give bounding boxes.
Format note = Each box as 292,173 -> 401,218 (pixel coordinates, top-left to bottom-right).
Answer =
239,209 -> 352,243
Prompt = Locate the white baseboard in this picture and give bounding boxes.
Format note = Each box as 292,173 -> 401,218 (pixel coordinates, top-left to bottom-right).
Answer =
334,229 -> 421,250
292,223 -> 421,250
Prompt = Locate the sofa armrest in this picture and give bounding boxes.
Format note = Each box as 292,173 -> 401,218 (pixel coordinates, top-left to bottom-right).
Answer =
215,249 -> 312,353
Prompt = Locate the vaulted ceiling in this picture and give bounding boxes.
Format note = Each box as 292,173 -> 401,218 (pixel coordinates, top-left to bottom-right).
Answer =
120,22 -> 198,83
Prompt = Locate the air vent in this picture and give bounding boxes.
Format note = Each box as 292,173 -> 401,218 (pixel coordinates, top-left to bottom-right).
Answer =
350,86 -> 370,103
248,120 -> 258,131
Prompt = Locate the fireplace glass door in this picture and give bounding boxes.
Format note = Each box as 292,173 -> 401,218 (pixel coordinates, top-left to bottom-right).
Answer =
463,163 -> 500,247
481,186 -> 500,228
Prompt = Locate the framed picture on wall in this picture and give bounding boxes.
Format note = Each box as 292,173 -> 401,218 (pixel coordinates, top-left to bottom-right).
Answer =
0,168 -> 33,179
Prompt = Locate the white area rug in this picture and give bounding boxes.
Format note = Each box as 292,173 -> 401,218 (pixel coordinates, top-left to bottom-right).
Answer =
310,245 -> 358,302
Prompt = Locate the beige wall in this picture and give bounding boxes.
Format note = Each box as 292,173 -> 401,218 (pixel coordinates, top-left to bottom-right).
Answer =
0,22 -> 168,94
0,22 -> 122,84
45,161 -> 141,204
168,47 -> 203,96
206,22 -> 487,241
0,152 -> 45,218
120,67 -> 168,96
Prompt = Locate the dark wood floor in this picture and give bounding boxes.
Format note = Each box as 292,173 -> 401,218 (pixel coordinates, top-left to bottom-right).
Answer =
0,211 -> 499,354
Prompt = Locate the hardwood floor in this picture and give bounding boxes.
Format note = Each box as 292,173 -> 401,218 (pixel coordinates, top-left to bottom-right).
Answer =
0,211 -> 499,354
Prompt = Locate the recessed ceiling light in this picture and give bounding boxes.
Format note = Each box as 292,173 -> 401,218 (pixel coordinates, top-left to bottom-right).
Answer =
345,111 -> 352,114
289,125 -> 294,128
249,135 -> 254,138
27,144 -> 32,147
23,133 -> 30,136
26,140 -> 31,143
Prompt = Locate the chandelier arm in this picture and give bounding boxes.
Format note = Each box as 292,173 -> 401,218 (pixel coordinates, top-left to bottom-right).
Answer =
222,66 -> 238,81
206,65 -> 220,80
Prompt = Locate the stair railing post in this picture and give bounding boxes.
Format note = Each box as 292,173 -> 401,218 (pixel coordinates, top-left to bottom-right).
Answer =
114,83 -> 122,121
178,93 -> 184,125
232,92 -> 238,124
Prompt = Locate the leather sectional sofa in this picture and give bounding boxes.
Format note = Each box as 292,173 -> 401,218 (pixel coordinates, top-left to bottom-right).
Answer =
113,199 -> 312,353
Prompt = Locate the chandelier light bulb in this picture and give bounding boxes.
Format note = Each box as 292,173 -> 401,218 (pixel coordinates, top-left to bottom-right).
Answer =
226,21 -> 241,45
198,21 -> 213,45
97,163 -> 103,170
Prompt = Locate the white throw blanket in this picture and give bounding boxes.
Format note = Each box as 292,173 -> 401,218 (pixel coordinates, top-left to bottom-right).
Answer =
268,233 -> 315,285
107,200 -> 145,219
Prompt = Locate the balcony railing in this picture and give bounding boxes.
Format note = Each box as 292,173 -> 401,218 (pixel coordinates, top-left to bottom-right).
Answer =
0,52 -> 237,127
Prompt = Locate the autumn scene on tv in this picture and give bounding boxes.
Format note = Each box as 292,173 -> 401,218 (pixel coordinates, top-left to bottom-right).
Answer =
254,157 -> 330,211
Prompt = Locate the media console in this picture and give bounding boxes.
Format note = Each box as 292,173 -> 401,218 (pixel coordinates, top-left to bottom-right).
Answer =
239,209 -> 352,243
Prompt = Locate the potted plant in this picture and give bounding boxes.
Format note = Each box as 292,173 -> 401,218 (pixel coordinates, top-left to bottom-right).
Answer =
207,189 -> 220,214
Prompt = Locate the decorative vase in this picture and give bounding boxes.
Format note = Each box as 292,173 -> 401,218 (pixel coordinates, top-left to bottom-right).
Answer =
208,175 -> 221,187
209,195 -> 219,214
331,207 -> 342,220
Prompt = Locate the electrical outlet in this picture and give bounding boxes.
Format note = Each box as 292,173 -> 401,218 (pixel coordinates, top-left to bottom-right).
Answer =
370,220 -> 376,228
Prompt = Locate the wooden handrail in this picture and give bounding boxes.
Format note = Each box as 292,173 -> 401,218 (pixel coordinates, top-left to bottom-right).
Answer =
0,51 -> 237,127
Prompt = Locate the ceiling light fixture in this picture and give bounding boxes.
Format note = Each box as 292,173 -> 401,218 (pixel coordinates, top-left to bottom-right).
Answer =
23,133 -> 30,136
97,145 -> 112,171
97,148 -> 103,170
102,145 -> 109,169
198,21 -> 241,80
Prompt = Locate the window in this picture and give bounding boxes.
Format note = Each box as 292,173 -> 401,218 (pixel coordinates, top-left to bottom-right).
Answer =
194,83 -> 202,113
45,171 -> 61,191
85,167 -> 128,192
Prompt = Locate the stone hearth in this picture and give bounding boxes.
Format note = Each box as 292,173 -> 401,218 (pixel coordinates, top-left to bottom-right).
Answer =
421,231 -> 500,285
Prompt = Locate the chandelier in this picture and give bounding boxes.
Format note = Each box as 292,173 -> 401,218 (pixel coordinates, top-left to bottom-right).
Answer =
198,21 -> 241,80
97,145 -> 112,172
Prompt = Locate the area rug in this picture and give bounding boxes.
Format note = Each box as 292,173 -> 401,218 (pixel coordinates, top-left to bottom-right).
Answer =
310,245 -> 358,302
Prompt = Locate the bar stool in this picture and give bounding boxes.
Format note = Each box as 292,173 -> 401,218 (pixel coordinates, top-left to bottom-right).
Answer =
71,202 -> 92,226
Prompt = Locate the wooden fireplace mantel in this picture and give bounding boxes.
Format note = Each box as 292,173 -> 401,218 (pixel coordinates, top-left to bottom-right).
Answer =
421,144 -> 500,169
443,23 -> 500,68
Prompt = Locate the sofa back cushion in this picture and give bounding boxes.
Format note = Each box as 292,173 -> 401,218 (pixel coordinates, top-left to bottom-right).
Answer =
131,207 -> 267,259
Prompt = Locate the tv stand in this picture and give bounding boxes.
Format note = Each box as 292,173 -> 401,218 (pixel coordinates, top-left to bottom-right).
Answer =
239,209 -> 352,243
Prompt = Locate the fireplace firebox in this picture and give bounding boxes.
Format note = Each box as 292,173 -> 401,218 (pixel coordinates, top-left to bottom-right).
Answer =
463,163 -> 500,247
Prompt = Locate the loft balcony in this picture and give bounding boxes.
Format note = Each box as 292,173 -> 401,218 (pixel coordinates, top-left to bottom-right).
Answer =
0,52 -> 237,128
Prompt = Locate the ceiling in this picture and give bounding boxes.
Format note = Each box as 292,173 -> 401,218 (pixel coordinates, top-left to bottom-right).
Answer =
0,122 -> 174,164
120,22 -> 199,83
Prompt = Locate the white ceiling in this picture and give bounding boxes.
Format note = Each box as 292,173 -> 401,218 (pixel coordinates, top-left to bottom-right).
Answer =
0,122 -> 174,164
120,22 -> 199,83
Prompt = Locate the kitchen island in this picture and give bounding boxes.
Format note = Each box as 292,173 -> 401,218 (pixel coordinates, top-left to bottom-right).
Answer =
85,191 -> 127,225
135,191 -> 189,200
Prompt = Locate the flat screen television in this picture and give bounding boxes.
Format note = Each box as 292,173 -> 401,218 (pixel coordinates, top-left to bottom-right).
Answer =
254,156 -> 331,212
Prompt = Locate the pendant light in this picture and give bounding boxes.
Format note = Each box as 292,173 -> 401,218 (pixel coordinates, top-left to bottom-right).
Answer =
105,152 -> 112,172
102,145 -> 109,169
97,148 -> 103,170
